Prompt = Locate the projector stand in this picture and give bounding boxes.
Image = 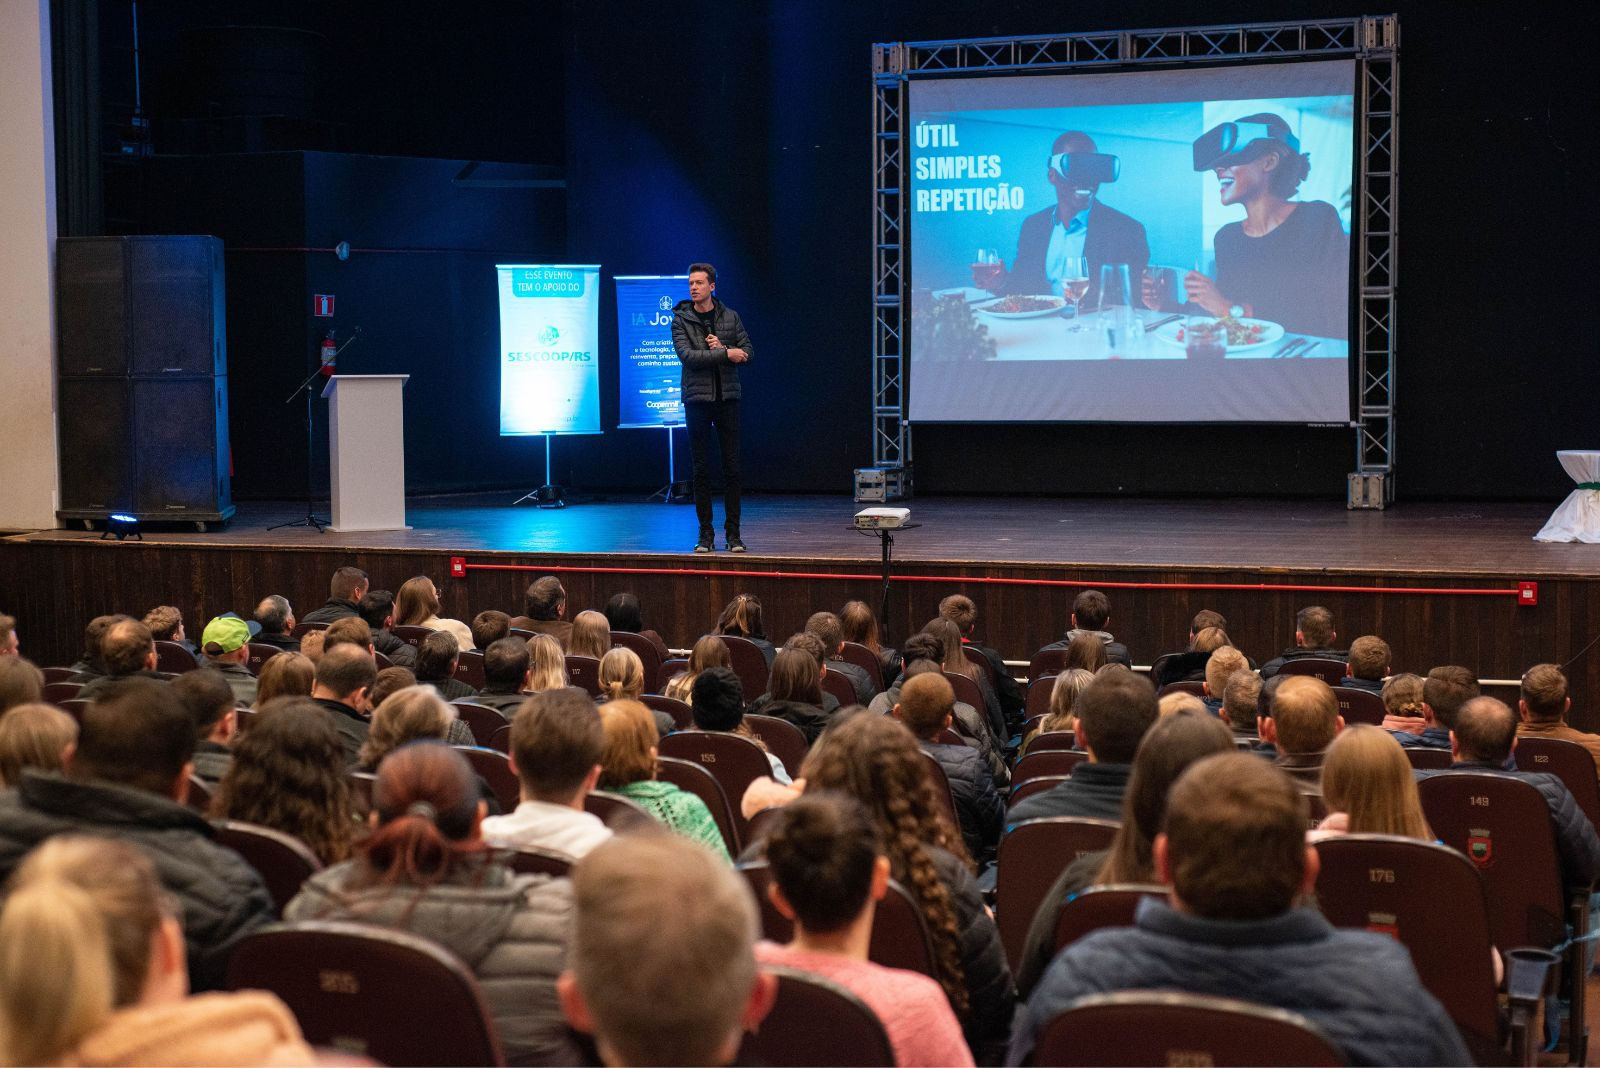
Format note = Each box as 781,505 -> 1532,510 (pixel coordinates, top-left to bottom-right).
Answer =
855,522 -> 920,645
647,424 -> 691,503
514,433 -> 566,508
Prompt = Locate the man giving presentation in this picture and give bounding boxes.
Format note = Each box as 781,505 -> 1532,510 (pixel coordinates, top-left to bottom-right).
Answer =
672,262 -> 753,553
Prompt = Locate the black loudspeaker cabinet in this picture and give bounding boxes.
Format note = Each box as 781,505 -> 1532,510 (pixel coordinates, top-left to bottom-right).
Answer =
56,235 -> 234,527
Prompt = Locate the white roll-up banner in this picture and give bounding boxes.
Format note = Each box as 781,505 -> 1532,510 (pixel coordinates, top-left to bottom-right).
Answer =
496,264 -> 602,436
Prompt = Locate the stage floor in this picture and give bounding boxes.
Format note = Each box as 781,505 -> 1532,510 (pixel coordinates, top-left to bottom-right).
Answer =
13,492 -> 1593,578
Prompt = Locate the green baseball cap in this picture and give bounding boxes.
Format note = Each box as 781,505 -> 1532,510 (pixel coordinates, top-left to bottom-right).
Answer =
201,615 -> 259,654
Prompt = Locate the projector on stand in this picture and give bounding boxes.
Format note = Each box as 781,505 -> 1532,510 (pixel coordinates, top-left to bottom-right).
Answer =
854,507 -> 911,530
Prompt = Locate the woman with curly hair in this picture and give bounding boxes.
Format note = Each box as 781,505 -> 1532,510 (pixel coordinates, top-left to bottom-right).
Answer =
715,593 -> 775,667
393,575 -> 475,651
663,634 -> 730,704
285,743 -> 580,1066
253,650 -> 314,707
597,700 -> 729,860
210,697 -> 354,866
756,710 -> 1013,1056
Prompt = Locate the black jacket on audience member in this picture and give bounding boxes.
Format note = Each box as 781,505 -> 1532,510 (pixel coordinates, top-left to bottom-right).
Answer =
300,598 -> 359,625
0,771 -> 273,992
827,659 -> 877,705
1258,646 -> 1347,679
744,695 -> 833,744
252,630 -> 300,651
964,638 -> 1026,727
372,628 -> 418,667
918,739 -> 1005,861
316,697 -> 370,765
1006,762 -> 1132,826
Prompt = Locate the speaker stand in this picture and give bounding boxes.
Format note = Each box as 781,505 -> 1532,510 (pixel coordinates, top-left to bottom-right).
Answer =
269,363 -> 330,532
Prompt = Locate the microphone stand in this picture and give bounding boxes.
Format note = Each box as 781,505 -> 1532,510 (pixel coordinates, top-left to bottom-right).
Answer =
269,329 -> 361,532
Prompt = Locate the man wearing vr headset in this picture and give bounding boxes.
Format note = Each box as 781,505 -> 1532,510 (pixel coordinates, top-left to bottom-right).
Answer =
1004,131 -> 1149,302
1183,113 -> 1347,339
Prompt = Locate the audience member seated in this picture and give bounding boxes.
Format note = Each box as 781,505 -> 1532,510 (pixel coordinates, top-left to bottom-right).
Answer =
472,609 -> 512,652
309,643 -> 378,764
1267,676 -> 1343,797
1060,631 -> 1108,673
67,613 -> 124,681
807,610 -> 876,705
1201,645 -> 1248,716
1340,635 -> 1391,693
716,593 -> 776,667
475,636 -> 534,715
925,617 -> 1004,739
415,629 -> 478,702
250,595 -> 300,650
752,711 -> 1014,1056
599,646 -> 674,737
297,628 -> 325,663
509,575 -> 574,649
1517,663 -> 1600,779
1008,753 -> 1471,1066
1021,667 -> 1095,753
692,666 -> 791,784
569,610 -> 614,661
1259,604 -> 1346,678
0,677 -> 272,990
287,742 -> 580,1066
1151,609 -> 1251,686
0,702 -> 76,786
0,836 -> 314,1067
1016,713 -> 1236,993
358,588 -> 418,668
526,633 -> 570,692
664,634 -> 731,704
211,697 -> 354,866
940,593 -> 1025,730
1037,589 -> 1133,668
1379,671 -> 1424,730
746,646 -> 835,743
1420,696 -> 1600,888
198,616 -> 261,706
1158,691 -> 1207,718
78,617 -> 165,699
1223,669 -> 1263,742
357,684 -> 460,773
840,598 -> 901,684
598,699 -> 730,860
482,687 -> 613,859
0,613 -> 14,657
1387,664 -> 1477,750
783,632 -> 844,712
142,604 -> 196,655
299,565 -> 369,625
395,574 -> 475,651
368,664 -> 418,707
1008,670 -> 1159,825
895,672 -> 1004,863
758,793 -> 976,1067
0,655 -> 44,714
604,591 -> 671,663
1310,724 -> 1433,841
322,615 -> 375,657
172,668 -> 236,785
559,833 -> 774,1068
253,649 -> 314,707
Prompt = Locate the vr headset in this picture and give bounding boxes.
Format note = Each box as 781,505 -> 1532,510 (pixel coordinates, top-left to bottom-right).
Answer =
1192,121 -> 1301,171
1048,151 -> 1120,187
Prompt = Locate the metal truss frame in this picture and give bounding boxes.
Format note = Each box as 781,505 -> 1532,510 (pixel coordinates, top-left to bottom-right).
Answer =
871,15 -> 1400,504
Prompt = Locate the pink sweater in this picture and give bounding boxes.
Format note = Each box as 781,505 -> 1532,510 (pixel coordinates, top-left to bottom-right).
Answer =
755,941 -> 974,1067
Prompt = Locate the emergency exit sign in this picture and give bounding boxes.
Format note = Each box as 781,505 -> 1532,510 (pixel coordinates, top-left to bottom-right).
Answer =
313,294 -> 335,317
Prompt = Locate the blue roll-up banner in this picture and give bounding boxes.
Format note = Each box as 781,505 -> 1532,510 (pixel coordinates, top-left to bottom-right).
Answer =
615,274 -> 688,429
496,264 -> 602,436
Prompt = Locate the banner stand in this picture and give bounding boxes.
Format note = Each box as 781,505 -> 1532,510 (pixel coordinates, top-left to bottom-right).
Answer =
512,433 -> 567,509
645,424 -> 691,503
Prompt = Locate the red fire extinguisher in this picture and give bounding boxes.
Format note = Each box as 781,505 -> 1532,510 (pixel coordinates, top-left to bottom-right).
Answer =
319,331 -> 338,377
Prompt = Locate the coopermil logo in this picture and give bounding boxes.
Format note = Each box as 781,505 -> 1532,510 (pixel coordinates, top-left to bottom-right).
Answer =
658,296 -> 672,311
539,325 -> 560,346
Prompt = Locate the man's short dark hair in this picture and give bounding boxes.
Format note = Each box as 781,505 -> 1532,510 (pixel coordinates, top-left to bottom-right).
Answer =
73,677 -> 196,795
687,262 -> 717,284
315,643 -> 377,699
1296,605 -> 1334,648
804,612 -> 844,657
1223,671 -> 1263,731
142,606 -> 182,642
1347,636 -> 1390,681
1191,609 -> 1227,635
357,590 -> 395,630
1521,664 -> 1569,722
330,566 -> 368,602
899,633 -> 944,668
1163,753 -> 1307,921
483,636 -> 530,691
938,594 -> 977,635
323,617 -> 373,654
254,595 -> 292,634
691,666 -> 745,732
524,576 -> 566,621
1453,696 -> 1517,764
101,618 -> 154,677
171,667 -> 235,741
1073,589 -> 1111,631
766,792 -> 882,934
81,614 -> 130,671
415,630 -> 459,680
509,687 -> 602,803
472,610 -> 511,651
1075,670 -> 1158,764
1424,665 -> 1480,730
897,672 -> 954,740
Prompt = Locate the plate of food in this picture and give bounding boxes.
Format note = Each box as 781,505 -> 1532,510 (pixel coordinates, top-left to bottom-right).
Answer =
1152,315 -> 1286,353
974,294 -> 1068,319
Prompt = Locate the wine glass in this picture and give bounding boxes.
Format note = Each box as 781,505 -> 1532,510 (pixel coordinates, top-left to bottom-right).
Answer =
1142,266 -> 1175,311
1098,262 -> 1134,352
1059,256 -> 1091,331
969,249 -> 1005,295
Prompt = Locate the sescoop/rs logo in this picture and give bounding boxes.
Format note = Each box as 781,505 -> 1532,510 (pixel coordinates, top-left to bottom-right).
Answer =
539,325 -> 560,346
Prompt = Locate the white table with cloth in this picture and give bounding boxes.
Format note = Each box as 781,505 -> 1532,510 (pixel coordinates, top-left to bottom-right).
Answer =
1533,450 -> 1600,543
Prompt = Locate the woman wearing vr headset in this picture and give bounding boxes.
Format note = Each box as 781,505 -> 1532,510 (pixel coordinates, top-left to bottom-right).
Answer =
1182,112 -> 1347,339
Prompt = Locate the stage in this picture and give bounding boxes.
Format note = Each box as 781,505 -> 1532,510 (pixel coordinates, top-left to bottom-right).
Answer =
3,493 -> 1595,718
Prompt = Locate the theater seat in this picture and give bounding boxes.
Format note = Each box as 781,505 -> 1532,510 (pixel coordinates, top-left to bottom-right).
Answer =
737,965 -> 895,1067
212,819 -> 322,918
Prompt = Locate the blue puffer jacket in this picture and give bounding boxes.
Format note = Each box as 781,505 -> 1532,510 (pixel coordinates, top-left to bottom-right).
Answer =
1008,898 -> 1472,1066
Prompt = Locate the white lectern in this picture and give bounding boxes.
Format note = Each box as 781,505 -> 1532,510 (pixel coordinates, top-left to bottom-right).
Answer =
321,374 -> 410,532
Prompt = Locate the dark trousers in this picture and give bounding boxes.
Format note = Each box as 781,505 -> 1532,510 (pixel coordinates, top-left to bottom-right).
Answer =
686,398 -> 741,532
